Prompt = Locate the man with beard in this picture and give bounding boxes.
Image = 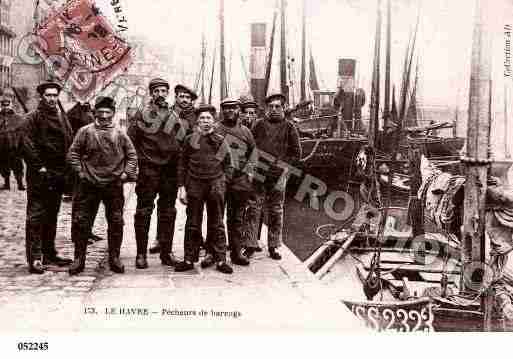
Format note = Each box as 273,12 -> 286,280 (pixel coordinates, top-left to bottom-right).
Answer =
22,81 -> 73,274
250,93 -> 301,260
175,104 -> 234,274
0,89 -> 25,191
147,83 -> 198,255
208,98 -> 256,267
128,78 -> 193,269
67,96 -> 138,275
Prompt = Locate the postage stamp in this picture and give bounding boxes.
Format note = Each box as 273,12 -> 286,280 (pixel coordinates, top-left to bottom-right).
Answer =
32,0 -> 133,101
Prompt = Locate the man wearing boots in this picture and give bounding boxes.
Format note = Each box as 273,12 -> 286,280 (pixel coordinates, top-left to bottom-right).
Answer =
0,89 -> 25,191
175,104 -> 234,274
21,81 -> 73,274
128,78 -> 189,268
147,83 -> 198,255
67,96 -> 138,275
251,93 -> 301,260
213,98 -> 256,267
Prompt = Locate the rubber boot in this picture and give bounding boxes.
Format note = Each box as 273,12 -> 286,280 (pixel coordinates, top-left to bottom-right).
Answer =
69,239 -> 87,275
134,214 -> 149,269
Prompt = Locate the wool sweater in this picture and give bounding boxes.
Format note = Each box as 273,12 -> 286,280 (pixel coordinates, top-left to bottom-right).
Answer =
67,122 -> 138,186
251,116 -> 301,178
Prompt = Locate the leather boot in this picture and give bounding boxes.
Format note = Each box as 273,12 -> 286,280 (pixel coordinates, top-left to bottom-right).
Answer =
69,239 -> 87,275
148,241 -> 161,254
109,233 -> 125,274
157,212 -> 177,266
1,177 -> 10,190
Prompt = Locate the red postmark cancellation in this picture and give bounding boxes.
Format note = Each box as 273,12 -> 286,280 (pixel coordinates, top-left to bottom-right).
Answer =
33,0 -> 133,101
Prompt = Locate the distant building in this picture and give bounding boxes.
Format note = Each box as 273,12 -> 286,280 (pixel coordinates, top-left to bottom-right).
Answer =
10,0 -> 46,111
0,0 -> 16,90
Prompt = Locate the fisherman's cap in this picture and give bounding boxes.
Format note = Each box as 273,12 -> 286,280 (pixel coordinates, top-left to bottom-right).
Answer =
94,96 -> 116,111
220,97 -> 241,108
241,99 -> 258,109
265,93 -> 287,105
37,80 -> 62,96
195,103 -> 217,117
148,78 -> 170,92
174,84 -> 198,101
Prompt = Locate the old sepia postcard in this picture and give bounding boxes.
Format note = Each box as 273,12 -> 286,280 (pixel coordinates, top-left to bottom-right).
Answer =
1,0 -> 513,355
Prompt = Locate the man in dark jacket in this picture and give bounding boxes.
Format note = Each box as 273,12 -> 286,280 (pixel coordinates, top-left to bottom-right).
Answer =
213,98 -> 256,267
147,83 -> 198,254
67,96 -> 138,275
175,104 -> 234,274
250,93 -> 301,260
128,78 -> 192,269
0,89 -> 25,190
22,80 -> 73,274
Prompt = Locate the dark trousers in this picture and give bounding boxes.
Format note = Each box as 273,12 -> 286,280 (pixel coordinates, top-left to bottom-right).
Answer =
226,188 -> 252,256
71,179 -> 124,258
134,162 -> 178,254
254,180 -> 285,249
0,153 -> 23,181
184,176 -> 227,263
25,171 -> 65,262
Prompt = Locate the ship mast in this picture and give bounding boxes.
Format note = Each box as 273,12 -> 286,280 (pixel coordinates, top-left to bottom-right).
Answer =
263,3 -> 278,100
219,0 -> 228,100
383,0 -> 392,133
369,0 -> 382,148
300,0 -> 306,103
280,0 -> 289,101
461,0 -> 492,299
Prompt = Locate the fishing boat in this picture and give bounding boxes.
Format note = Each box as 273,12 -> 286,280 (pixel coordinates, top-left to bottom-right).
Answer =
305,0 -> 513,332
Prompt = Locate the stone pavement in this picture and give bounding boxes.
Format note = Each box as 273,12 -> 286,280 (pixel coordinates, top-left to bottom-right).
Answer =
0,181 -> 364,332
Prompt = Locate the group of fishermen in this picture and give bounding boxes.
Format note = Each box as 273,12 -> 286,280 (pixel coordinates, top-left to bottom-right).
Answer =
12,76 -> 301,276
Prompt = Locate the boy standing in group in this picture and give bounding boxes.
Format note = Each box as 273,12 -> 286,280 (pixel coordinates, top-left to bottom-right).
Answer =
175,104 -> 234,274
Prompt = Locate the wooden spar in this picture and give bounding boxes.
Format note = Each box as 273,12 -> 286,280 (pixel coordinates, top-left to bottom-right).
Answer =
280,0 -> 289,101
264,3 -> 278,99
405,63 -> 419,127
462,0 -> 492,295
399,10 -> 420,126
383,0 -> 392,134
369,0 -> 382,148
300,0 -> 307,102
200,33 -> 207,103
309,46 -> 320,91
219,0 -> 228,100
208,46 -> 217,105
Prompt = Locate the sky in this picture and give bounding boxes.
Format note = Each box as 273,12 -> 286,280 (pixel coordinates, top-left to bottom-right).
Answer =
92,0 -> 513,156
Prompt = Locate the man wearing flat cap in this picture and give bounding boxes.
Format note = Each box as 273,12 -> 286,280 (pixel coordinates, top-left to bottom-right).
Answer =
21,80 -> 73,274
67,96 -> 138,275
212,97 -> 257,267
250,92 -> 301,260
238,95 -> 259,130
143,82 -> 199,255
175,104 -> 234,274
0,88 -> 26,191
127,78 -> 186,269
